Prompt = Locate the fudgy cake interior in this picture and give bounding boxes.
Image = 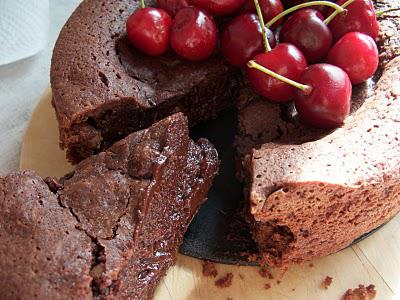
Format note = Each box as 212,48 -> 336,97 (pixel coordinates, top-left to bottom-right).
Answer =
51,0 -> 240,163
0,113 -> 219,299
236,1 -> 400,267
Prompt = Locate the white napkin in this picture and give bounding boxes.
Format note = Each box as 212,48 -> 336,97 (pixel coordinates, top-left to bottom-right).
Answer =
0,0 -> 49,66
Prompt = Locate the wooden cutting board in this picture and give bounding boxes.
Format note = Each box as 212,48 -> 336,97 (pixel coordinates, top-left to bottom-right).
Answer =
20,89 -> 400,300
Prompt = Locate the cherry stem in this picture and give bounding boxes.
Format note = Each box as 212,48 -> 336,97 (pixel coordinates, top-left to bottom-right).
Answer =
266,1 -> 345,28
140,0 -> 145,9
324,0 -> 356,25
247,60 -> 312,95
253,0 -> 271,52
376,7 -> 400,17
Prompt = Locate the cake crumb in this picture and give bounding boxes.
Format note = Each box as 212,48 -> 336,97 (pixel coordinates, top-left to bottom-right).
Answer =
264,283 -> 271,290
342,284 -> 377,300
309,263 -> 314,268
321,276 -> 333,289
202,260 -> 218,278
246,254 -> 261,263
239,273 -> 244,280
215,273 -> 234,288
226,298 -> 233,300
291,288 -> 296,291
259,267 -> 273,279
277,280 -> 281,285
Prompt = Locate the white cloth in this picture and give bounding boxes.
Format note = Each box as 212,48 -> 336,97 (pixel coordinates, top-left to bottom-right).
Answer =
0,0 -> 81,174
0,0 -> 49,66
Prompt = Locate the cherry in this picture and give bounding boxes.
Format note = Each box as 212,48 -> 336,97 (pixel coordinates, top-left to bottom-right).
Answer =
279,9 -> 332,63
188,0 -> 246,15
281,0 -> 332,16
327,32 -> 378,85
157,0 -> 189,16
170,7 -> 217,61
327,0 -> 379,41
221,14 -> 276,67
247,44 -> 307,102
294,64 -> 352,128
239,0 -> 284,28
126,7 -> 173,56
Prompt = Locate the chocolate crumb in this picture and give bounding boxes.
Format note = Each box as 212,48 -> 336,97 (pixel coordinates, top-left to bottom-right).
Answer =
239,274 -> 244,280
202,260 -> 218,278
215,273 -> 234,288
259,267 -> 273,279
366,285 -> 377,299
309,263 -> 314,268
343,284 -> 377,300
227,298 -> 233,300
247,254 -> 260,263
292,288 -> 296,291
321,276 -> 333,289
277,280 -> 281,285
264,283 -> 271,290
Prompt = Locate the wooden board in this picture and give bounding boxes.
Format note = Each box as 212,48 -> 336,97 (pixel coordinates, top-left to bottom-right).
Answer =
20,89 -> 400,300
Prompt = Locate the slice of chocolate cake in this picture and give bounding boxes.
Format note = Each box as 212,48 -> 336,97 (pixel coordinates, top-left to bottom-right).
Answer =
51,0 -> 240,163
236,1 -> 400,267
0,113 -> 219,299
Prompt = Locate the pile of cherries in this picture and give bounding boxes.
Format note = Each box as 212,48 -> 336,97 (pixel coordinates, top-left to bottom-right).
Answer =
126,0 -> 385,129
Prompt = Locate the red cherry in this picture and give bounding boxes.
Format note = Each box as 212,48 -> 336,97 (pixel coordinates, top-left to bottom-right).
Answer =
247,44 -> 307,102
188,0 -> 246,15
170,7 -> 217,61
295,64 -> 352,129
281,0 -> 332,16
327,32 -> 379,84
239,0 -> 284,28
221,14 -> 276,68
279,9 -> 333,63
327,0 -> 379,41
126,7 -> 172,56
157,0 -> 189,16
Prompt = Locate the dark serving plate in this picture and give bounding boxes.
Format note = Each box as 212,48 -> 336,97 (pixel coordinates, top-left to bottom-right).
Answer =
180,110 -> 387,266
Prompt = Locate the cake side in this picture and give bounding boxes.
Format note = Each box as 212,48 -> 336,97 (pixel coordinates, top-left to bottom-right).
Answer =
242,1 -> 400,267
0,171 -> 94,299
50,0 -> 240,163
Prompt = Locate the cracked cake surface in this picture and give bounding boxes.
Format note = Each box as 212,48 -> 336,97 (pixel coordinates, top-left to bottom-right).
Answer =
51,0 -> 240,163
0,171 -> 93,299
236,0 -> 400,267
0,113 -> 219,299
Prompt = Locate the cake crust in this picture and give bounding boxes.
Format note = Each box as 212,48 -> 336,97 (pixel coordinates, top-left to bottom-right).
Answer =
0,171 -> 93,300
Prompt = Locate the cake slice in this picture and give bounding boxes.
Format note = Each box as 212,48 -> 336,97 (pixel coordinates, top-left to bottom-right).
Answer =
236,2 -> 400,267
0,113 -> 219,299
51,0 -> 240,163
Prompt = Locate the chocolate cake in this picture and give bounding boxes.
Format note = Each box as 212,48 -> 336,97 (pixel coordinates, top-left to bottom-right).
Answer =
49,0 -> 400,271
0,113 -> 219,299
236,0 -> 400,267
51,0 -> 240,163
